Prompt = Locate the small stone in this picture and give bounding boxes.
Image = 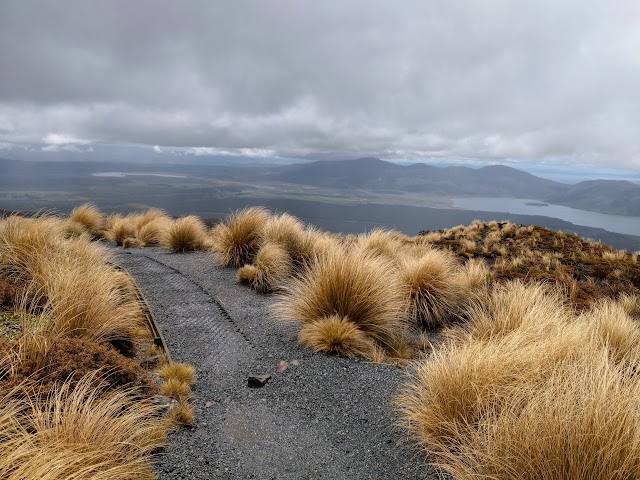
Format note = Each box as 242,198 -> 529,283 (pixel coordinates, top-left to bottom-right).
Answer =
276,360 -> 289,373
151,394 -> 178,413
290,359 -> 301,366
248,374 -> 271,388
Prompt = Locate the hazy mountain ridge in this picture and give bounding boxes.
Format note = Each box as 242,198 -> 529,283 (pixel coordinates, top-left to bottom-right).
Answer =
1,156 -> 639,217
261,158 -> 640,216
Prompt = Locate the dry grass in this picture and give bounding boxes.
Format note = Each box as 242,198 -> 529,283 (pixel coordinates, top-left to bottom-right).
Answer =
0,213 -> 192,477
134,212 -> 172,247
423,350 -> 640,480
69,203 -> 104,233
0,373 -> 166,479
210,207 -> 271,267
237,242 -> 292,293
108,217 -> 136,246
258,212 -> 309,262
273,246 -> 406,355
158,362 -> 195,385
399,277 -> 640,479
168,400 -> 195,426
357,229 -> 405,262
298,315 -> 376,359
449,281 -> 570,343
161,215 -> 207,252
397,248 -> 465,329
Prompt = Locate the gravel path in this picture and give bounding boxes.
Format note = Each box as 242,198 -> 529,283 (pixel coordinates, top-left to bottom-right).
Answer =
111,247 -> 435,479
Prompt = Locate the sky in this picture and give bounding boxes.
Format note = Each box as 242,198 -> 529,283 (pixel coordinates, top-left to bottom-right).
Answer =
1,1 -> 639,170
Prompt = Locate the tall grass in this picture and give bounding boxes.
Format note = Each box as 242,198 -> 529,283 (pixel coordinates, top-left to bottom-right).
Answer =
237,242 -> 292,293
0,373 -> 166,479
273,246 -> 406,356
69,203 -> 104,233
397,248 -> 465,329
161,215 -> 207,252
0,216 -> 150,358
399,280 -> 640,479
210,207 -> 271,267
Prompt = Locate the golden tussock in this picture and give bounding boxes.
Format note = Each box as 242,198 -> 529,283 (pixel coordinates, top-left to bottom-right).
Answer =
161,215 -> 207,252
273,246 -> 406,355
239,242 -> 292,293
397,248 -> 465,329
210,207 -> 271,267
298,315 -> 376,359
69,203 -> 104,233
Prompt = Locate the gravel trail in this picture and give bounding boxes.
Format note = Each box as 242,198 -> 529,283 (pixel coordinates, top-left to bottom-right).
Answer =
111,247 -> 435,479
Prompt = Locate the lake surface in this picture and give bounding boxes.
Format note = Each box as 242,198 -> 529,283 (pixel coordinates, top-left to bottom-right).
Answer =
451,197 -> 640,237
92,172 -> 187,178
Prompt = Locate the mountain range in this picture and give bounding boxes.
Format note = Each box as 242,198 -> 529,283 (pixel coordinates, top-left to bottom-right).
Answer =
1,156 -> 639,217
256,157 -> 640,216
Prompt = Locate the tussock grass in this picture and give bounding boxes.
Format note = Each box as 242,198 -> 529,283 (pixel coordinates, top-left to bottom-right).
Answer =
168,400 -> 195,426
158,362 -> 195,385
159,378 -> 191,398
0,212 -> 198,476
298,315 -> 376,359
399,279 -> 640,478
259,212 -> 305,251
161,215 -> 207,252
238,242 -> 291,293
135,217 -> 171,246
398,248 -> 465,329
357,228 -> 405,261
0,373 -> 166,480
210,207 -> 271,267
273,246 -> 406,355
69,203 -> 104,233
448,281 -> 570,343
108,217 -> 136,246
421,350 -> 640,480
61,219 -> 89,239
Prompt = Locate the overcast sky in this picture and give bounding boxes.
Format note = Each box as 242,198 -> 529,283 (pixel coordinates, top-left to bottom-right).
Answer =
0,1 -> 639,169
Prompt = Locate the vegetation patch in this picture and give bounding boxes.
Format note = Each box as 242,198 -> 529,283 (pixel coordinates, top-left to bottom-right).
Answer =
0,211 -> 195,479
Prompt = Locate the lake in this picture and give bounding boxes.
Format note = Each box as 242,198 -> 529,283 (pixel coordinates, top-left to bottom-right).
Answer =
92,172 -> 187,178
451,197 -> 640,237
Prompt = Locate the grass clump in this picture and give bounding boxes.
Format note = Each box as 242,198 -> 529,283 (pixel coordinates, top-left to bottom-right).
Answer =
298,315 -> 376,358
397,248 -> 465,329
237,242 -> 292,293
158,361 -> 195,384
0,373 -> 166,479
398,279 -> 640,479
273,246 -> 406,358
210,207 -> 271,267
69,203 -> 104,233
161,215 -> 207,252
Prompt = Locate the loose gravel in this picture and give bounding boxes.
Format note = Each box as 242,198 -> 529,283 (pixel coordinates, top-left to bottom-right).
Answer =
111,246 -> 437,479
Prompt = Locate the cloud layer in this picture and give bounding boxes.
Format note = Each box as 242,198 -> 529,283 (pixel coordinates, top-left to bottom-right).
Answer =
0,1 -> 639,168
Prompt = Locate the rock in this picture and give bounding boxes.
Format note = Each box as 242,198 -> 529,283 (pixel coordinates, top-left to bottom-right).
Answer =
152,394 -> 178,414
248,374 -> 271,388
276,360 -> 289,373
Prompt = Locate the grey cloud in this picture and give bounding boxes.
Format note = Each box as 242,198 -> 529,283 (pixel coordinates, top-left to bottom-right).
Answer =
0,0 -> 639,168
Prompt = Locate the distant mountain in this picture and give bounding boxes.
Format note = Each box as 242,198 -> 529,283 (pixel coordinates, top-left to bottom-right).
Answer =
266,157 -> 559,197
547,180 -> 640,216
262,157 -> 640,216
2,156 -> 639,217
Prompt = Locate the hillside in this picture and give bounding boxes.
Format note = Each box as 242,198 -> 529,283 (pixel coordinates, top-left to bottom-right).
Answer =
263,157 -> 640,215
547,179 -> 640,216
